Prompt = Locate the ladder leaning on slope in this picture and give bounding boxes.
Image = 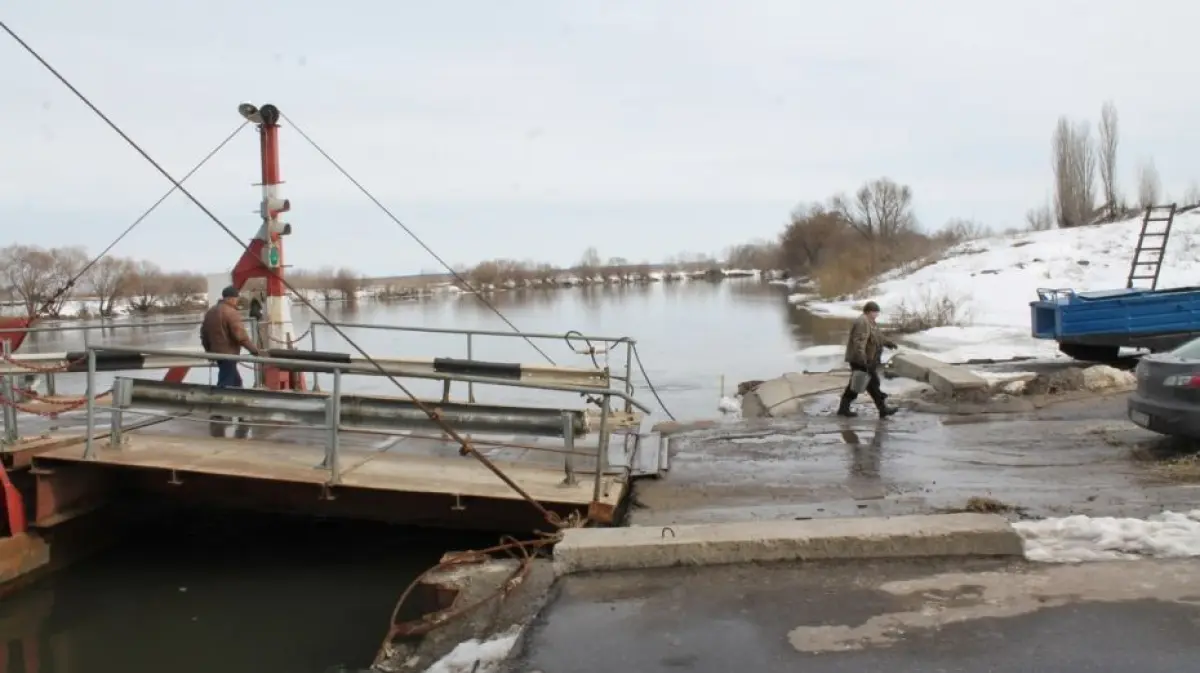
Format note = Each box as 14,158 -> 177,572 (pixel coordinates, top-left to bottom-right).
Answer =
1126,203 -> 1177,291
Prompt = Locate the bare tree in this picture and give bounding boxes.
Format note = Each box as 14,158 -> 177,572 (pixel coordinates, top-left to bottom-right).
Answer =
161,272 -> 206,309
778,204 -> 850,274
831,178 -> 917,242
1052,117 -> 1097,228
0,245 -> 56,316
1137,159 -> 1162,209
940,218 -> 989,243
332,267 -> 362,301
574,247 -> 603,282
1025,203 -> 1055,232
125,260 -> 167,313
1097,101 -> 1120,220
1183,181 -> 1200,208
87,256 -> 134,316
44,246 -> 88,317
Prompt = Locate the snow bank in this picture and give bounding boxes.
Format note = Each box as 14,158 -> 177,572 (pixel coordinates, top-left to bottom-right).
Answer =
1014,511 -> 1200,563
423,627 -> 522,673
792,211 -> 1200,360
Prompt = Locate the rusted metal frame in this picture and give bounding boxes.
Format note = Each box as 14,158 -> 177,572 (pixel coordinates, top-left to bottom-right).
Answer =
30,462 -> 114,528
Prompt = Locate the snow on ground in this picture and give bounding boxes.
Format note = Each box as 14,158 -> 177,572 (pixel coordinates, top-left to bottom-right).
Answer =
793,211 -> 1200,361
1014,511 -> 1200,563
422,627 -> 522,673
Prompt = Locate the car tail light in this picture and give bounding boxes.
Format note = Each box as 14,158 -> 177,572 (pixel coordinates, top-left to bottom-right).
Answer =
1163,373 -> 1200,388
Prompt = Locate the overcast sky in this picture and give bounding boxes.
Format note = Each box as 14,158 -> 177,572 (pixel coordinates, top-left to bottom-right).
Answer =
3,1 -> 1199,276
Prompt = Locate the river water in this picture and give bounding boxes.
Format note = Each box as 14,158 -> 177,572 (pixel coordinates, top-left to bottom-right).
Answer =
2,280 -> 851,673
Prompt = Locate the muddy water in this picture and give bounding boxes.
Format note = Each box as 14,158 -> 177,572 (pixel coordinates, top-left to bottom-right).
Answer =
5,281 -> 849,672
1,508 -> 496,673
16,280 -> 850,420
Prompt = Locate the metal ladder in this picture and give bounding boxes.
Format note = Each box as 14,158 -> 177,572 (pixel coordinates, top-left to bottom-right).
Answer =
1127,203 -> 1177,290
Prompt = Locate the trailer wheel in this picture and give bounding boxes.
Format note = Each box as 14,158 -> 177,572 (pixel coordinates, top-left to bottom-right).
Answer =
1058,343 -> 1120,362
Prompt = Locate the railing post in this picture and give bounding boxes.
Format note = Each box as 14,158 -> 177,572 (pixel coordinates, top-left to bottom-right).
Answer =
623,342 -> 634,414
109,382 -> 123,449
325,367 -> 342,484
249,318 -> 265,389
466,333 -> 476,403
1,339 -> 16,445
560,411 -> 577,486
84,348 -> 97,459
593,393 -> 610,503
309,322 -> 321,392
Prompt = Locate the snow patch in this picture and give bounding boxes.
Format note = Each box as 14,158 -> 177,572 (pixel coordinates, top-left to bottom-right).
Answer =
1014,511 -> 1200,563
794,212 -> 1200,362
1081,364 -> 1136,391
422,627 -> 522,673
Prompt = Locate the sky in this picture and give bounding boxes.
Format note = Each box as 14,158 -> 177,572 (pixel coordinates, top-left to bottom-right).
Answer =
4,1 -> 1200,277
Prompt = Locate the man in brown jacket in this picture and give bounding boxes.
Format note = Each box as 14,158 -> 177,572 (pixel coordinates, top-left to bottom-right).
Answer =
201,286 -> 260,388
838,301 -> 899,418
201,286 -> 260,437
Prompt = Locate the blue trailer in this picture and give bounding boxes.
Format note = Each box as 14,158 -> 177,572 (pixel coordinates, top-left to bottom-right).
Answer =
1029,204 -> 1200,361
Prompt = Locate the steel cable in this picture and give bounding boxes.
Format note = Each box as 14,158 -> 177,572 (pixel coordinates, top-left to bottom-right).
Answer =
0,19 -> 563,528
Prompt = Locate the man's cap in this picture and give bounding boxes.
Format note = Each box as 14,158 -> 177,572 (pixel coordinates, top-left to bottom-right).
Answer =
863,301 -> 881,313
221,286 -> 239,299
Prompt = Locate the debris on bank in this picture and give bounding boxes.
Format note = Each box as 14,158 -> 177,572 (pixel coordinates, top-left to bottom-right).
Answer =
909,364 -> 1136,412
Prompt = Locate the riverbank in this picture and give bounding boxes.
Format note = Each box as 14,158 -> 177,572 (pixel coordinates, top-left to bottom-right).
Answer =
790,210 -> 1200,363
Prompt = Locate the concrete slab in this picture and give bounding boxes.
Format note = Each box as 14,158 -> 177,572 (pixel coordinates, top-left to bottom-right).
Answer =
513,557 -> 1200,673
741,372 -> 847,418
553,513 -> 1023,574
629,396 -> 1196,526
889,352 -> 945,382
890,352 -> 987,395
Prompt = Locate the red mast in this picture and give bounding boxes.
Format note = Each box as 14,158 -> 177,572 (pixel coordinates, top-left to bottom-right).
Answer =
165,103 -> 304,390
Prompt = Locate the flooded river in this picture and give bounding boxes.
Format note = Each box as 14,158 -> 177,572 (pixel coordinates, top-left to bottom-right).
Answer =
3,280 -> 852,673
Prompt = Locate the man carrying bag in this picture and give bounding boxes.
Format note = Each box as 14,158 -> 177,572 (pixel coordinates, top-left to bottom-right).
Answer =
837,301 -> 899,418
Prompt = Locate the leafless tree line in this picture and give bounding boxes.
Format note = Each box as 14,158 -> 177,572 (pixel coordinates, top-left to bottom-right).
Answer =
775,177 -> 980,297
0,244 -> 206,318
454,246 -> 774,291
287,268 -> 365,302
1049,101 -> 1200,229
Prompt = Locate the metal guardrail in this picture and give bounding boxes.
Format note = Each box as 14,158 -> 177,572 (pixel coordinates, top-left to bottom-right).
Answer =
312,321 -> 638,412
1,316 -> 637,409
80,347 -> 646,500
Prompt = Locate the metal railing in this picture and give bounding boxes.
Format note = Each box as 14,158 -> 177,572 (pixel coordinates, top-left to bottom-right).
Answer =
310,321 -> 638,411
0,317 -> 642,447
83,346 -> 649,501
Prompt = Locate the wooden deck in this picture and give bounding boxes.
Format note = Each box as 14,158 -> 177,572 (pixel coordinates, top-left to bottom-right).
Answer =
32,423 -> 626,511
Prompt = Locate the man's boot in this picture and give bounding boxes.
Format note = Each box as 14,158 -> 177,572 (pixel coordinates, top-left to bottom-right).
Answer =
873,396 -> 899,418
836,391 -> 858,417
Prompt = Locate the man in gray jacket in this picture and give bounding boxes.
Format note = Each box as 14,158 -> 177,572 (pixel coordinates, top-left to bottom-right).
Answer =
838,301 -> 899,418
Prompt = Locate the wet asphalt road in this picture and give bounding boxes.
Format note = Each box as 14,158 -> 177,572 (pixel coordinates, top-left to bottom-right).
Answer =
511,558 -> 1200,673
633,392 -> 1200,525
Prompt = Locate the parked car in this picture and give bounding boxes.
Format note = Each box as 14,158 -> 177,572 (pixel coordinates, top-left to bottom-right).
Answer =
1128,336 -> 1200,438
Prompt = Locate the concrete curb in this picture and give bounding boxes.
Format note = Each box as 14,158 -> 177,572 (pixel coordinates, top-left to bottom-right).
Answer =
553,513 -> 1024,575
